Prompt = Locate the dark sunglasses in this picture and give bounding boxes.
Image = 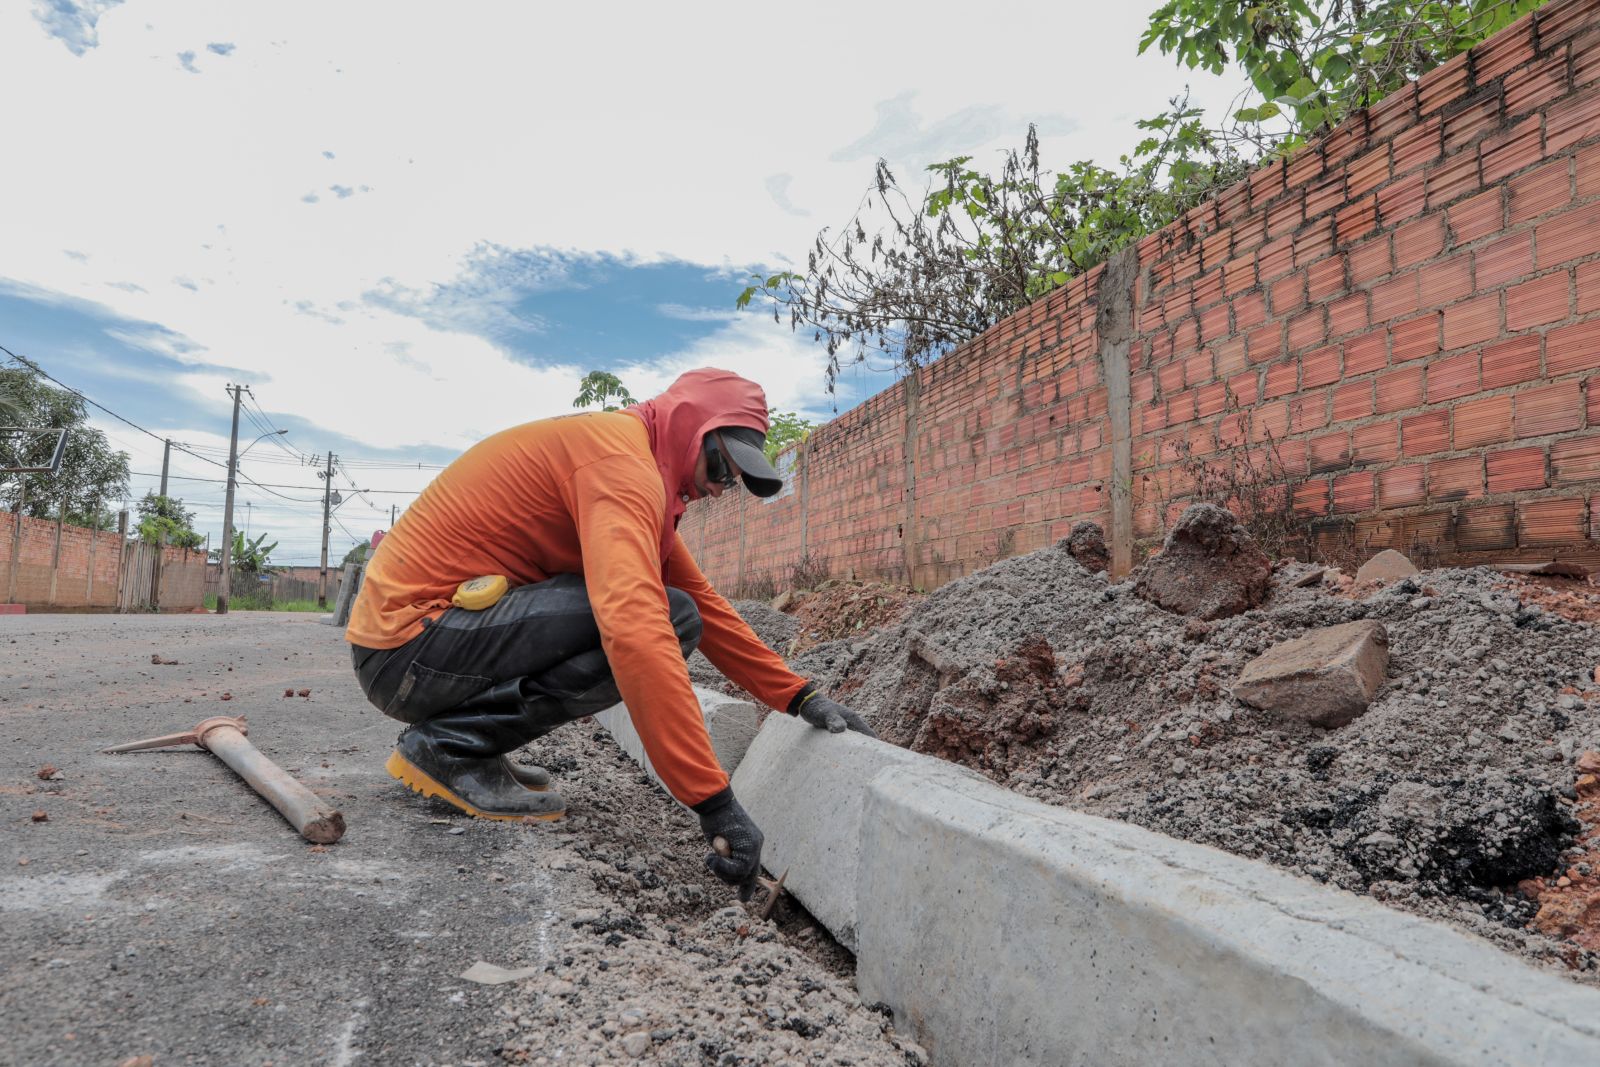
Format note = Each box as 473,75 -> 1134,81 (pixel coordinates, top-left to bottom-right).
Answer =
703,434 -> 740,489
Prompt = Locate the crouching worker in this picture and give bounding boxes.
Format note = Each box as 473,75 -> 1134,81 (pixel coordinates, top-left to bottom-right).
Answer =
344,367 -> 874,899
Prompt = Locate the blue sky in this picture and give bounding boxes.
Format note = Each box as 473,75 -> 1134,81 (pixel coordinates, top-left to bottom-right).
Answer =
0,1 -> 1246,563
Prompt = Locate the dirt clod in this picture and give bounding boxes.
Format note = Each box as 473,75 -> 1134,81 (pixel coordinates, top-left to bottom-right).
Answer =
31,810 -> 47,822
1060,520 -> 1110,574
35,765 -> 58,780
297,688 -> 311,698
1133,502 -> 1272,620
1355,549 -> 1420,585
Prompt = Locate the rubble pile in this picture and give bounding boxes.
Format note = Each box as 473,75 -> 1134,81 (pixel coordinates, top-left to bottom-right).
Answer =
770,507 -> 1600,979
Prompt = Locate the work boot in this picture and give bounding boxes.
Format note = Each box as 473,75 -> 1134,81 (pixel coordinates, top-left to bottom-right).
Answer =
502,756 -> 551,791
385,705 -> 566,821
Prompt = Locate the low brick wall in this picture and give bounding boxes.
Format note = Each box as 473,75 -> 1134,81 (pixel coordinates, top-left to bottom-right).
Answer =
684,0 -> 1600,592
1,511 -> 206,612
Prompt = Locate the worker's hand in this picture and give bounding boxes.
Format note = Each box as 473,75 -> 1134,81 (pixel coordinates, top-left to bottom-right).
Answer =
797,693 -> 878,738
694,788 -> 764,902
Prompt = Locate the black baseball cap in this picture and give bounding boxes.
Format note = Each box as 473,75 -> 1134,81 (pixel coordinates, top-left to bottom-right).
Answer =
715,426 -> 784,497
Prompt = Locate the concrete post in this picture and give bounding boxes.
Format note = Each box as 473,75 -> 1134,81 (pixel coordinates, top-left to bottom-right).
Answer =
1096,245 -> 1140,576
736,489 -> 748,595
901,366 -> 922,587
85,509 -> 98,606
318,451 -> 335,609
114,510 -> 128,612
47,496 -> 64,606
218,384 -> 243,615
797,436 -> 810,563
6,482 -> 24,605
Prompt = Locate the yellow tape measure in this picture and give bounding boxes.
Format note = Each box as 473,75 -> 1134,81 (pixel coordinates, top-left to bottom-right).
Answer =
452,574 -> 508,610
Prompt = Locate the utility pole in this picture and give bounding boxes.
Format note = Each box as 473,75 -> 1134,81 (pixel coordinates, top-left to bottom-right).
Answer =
390,504 -> 397,527
318,451 -> 336,609
159,439 -> 171,498
217,384 -> 244,615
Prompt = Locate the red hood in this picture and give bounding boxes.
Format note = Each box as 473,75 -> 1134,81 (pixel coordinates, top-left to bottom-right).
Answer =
626,367 -> 769,558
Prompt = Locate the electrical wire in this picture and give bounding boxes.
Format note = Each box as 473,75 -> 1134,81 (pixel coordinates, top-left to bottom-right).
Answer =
127,470 -> 420,494
0,343 -> 230,471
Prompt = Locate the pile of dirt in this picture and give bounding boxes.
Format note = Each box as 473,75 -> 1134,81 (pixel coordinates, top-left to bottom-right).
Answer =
787,582 -> 920,656
687,587 -> 918,702
772,521 -> 1600,981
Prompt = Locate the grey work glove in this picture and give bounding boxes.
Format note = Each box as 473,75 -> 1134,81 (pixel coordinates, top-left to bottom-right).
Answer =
795,691 -> 878,738
693,787 -> 764,902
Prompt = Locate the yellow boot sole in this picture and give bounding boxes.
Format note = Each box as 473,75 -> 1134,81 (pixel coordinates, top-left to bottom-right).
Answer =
385,751 -> 564,822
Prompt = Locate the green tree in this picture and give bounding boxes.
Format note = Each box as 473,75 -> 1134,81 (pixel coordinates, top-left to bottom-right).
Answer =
135,492 -> 204,549
764,411 -> 814,461
572,371 -> 637,412
341,542 -> 371,566
0,376 -> 24,423
1141,0 -> 1546,148
0,365 -> 130,524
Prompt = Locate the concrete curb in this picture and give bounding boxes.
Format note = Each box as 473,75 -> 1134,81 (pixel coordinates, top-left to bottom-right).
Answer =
606,700 -> 1600,1064
730,712 -> 982,950
857,764 -> 1600,1066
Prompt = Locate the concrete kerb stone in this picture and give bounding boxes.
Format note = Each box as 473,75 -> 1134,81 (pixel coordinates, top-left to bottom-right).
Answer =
605,701 -> 1600,1063
855,766 -> 1600,1066
595,686 -> 761,806
729,712 -> 984,951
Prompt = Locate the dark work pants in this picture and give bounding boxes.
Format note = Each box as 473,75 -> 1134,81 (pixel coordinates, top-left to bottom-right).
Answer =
352,574 -> 703,738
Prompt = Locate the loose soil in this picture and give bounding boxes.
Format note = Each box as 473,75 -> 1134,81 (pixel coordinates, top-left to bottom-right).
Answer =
741,543 -> 1600,984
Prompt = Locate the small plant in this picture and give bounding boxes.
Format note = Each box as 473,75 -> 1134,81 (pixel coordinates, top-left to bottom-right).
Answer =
737,571 -> 778,602
789,551 -> 830,592
1171,421 -> 1304,559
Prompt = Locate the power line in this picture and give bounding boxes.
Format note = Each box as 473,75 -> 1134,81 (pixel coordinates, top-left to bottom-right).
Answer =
127,470 -> 420,494
242,387 -> 314,465
0,343 -> 230,471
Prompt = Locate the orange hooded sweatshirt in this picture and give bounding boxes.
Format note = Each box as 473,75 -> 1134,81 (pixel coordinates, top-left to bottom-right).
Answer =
345,368 -> 809,806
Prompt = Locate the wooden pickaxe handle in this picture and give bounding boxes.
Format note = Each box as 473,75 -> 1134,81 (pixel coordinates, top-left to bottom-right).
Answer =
709,836 -> 787,919
105,716 -> 344,844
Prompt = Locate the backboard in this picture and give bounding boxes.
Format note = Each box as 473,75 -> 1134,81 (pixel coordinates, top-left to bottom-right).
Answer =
0,427 -> 69,474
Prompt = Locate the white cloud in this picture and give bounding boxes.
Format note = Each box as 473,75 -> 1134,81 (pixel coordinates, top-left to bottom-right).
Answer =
0,0 -> 1252,490
30,0 -> 123,56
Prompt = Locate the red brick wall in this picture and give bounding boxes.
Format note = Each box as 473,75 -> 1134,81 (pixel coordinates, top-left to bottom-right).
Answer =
0,511 -> 206,611
687,0 -> 1600,592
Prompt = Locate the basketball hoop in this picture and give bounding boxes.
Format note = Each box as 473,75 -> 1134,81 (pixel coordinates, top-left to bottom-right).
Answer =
0,427 -> 69,474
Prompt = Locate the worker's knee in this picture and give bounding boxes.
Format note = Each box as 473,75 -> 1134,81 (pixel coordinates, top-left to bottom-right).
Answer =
666,587 -> 702,654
